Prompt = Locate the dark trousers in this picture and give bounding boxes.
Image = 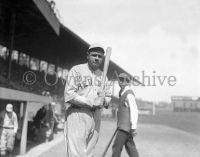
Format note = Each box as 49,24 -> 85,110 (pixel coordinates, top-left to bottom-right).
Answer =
112,129 -> 139,157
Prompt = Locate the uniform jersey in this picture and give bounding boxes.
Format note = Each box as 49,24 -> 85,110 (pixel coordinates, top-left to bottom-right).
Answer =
0,111 -> 18,155
65,63 -> 103,108
64,63 -> 107,157
0,111 -> 18,133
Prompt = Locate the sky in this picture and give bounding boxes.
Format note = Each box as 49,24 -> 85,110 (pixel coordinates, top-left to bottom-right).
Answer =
54,0 -> 200,102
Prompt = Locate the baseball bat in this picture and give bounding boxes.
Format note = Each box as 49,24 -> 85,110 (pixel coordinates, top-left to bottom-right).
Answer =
100,47 -> 112,93
101,128 -> 118,157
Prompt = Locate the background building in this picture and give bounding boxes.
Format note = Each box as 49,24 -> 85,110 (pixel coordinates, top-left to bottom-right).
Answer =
171,96 -> 200,112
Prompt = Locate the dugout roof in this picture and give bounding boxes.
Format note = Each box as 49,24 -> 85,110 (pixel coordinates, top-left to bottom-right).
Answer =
0,0 -> 139,81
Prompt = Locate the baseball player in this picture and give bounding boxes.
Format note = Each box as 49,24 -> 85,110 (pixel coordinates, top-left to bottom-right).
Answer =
64,44 -> 110,157
111,73 -> 139,157
0,104 -> 18,157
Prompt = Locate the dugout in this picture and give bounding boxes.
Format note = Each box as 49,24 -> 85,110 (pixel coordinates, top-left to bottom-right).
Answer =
171,96 -> 200,112
0,87 -> 52,155
0,0 -> 140,155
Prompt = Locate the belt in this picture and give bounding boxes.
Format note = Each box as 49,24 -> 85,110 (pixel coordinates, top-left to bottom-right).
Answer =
70,104 -> 97,112
0,126 -> 14,129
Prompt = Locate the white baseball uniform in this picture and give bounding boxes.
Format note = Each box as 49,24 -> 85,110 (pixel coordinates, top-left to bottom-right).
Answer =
64,63 -> 107,157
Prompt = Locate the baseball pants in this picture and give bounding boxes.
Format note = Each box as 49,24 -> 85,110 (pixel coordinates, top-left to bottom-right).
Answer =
64,108 -> 101,157
0,128 -> 16,156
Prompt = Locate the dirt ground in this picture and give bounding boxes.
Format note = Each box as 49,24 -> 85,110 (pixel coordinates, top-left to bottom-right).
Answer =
33,119 -> 200,157
94,121 -> 200,157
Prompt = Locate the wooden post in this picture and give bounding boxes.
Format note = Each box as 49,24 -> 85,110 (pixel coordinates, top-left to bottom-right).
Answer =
7,9 -> 16,80
20,102 -> 28,155
20,102 -> 24,118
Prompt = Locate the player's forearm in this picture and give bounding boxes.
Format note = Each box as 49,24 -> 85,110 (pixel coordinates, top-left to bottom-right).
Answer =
65,83 -> 93,108
69,95 -> 93,108
65,89 -> 94,108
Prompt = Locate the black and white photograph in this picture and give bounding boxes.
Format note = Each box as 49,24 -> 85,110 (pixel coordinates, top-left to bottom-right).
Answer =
0,0 -> 200,157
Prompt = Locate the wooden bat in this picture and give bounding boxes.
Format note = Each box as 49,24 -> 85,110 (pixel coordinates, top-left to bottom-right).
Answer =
101,128 -> 118,157
100,47 -> 112,93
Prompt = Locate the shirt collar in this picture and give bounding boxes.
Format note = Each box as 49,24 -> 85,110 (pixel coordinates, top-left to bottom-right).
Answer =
121,85 -> 130,95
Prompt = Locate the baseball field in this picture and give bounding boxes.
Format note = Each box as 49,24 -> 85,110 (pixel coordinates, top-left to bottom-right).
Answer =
95,110 -> 200,157
33,110 -> 200,157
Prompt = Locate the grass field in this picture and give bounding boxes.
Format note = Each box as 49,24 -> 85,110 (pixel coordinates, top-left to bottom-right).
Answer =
103,109 -> 200,136
138,109 -> 200,136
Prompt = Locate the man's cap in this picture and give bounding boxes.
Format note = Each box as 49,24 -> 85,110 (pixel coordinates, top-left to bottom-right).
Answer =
118,73 -> 130,79
87,43 -> 105,54
6,104 -> 13,112
118,73 -> 130,82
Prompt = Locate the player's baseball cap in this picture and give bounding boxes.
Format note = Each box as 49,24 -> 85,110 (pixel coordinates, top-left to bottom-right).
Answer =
87,43 -> 105,54
6,104 -> 13,112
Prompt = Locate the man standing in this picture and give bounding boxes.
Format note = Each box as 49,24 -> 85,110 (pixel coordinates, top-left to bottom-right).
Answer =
111,73 -> 139,157
0,104 -> 18,157
64,44 -> 109,157
43,103 -> 55,142
45,102 -> 58,141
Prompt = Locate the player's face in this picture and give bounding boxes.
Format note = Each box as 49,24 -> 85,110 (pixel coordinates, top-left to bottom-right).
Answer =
118,77 -> 129,89
6,111 -> 12,117
88,51 -> 104,70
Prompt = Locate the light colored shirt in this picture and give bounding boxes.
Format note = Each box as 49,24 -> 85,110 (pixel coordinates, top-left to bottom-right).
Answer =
3,112 -> 18,133
122,86 -> 138,129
